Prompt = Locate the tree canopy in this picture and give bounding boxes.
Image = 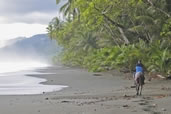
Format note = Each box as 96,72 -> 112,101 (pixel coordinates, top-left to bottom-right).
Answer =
48,0 -> 171,75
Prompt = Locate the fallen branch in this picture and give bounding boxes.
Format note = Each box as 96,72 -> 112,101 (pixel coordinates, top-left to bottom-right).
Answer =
157,75 -> 166,79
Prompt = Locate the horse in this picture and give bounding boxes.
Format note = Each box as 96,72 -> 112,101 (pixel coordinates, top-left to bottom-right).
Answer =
134,72 -> 144,96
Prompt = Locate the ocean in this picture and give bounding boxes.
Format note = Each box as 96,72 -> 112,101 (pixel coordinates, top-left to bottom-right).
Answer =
0,60 -> 67,95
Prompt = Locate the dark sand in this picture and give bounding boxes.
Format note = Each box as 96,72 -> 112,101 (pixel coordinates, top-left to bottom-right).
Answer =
0,65 -> 170,114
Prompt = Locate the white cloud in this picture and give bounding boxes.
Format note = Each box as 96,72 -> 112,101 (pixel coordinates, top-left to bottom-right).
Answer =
0,0 -> 66,24
1,11 -> 61,24
0,23 -> 48,47
0,23 -> 47,40
0,0 -> 66,42
0,0 -> 58,14
0,17 -> 6,23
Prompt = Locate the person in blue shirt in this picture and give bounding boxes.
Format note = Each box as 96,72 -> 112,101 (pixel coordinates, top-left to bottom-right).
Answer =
133,60 -> 145,85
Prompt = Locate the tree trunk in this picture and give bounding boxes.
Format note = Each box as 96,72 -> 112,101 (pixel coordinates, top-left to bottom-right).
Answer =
103,24 -> 120,46
118,27 -> 130,44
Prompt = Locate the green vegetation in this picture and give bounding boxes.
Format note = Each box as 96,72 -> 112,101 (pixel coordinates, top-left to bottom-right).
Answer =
48,0 -> 171,76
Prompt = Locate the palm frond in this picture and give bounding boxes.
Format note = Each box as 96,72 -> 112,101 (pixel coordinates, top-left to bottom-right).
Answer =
64,5 -> 71,16
128,25 -> 144,33
60,3 -> 69,13
135,16 -> 154,24
56,0 -> 61,4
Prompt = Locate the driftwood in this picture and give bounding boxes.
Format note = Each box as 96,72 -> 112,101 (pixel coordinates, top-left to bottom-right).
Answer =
156,75 -> 166,79
148,72 -> 169,81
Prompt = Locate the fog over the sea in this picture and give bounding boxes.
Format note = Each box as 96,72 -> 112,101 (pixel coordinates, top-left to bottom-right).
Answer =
0,0 -> 68,95
0,0 -> 64,70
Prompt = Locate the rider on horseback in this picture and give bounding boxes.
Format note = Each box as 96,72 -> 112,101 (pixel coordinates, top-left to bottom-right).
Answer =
133,60 -> 145,85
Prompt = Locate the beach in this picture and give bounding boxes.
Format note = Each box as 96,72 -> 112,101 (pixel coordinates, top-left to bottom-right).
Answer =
0,65 -> 170,114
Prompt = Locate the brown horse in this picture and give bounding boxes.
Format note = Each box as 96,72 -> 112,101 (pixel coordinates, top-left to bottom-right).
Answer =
134,72 -> 144,96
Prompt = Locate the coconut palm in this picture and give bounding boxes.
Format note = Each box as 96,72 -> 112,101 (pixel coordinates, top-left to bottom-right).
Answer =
56,0 -> 79,20
47,17 -> 63,39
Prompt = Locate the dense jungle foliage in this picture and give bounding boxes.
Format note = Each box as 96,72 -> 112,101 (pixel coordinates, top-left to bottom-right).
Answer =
47,0 -> 171,76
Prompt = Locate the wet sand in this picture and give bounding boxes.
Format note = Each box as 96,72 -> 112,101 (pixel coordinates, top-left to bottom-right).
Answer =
0,65 -> 170,114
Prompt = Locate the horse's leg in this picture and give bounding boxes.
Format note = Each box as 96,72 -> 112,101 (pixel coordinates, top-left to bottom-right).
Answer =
136,84 -> 139,96
139,85 -> 143,96
136,85 -> 137,95
138,85 -> 140,95
139,74 -> 143,96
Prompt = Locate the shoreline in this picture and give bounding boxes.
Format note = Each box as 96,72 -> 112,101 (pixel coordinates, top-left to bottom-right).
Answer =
0,65 -> 170,114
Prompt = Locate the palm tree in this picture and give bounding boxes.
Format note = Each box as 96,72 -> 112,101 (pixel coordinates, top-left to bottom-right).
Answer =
47,17 -> 63,39
56,0 -> 79,20
76,31 -> 98,52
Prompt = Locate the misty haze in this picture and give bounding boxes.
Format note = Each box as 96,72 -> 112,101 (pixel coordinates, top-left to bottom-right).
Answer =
0,34 -> 61,73
0,34 -> 67,95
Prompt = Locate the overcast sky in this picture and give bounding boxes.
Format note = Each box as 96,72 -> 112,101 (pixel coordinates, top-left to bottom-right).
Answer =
0,0 -> 65,44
